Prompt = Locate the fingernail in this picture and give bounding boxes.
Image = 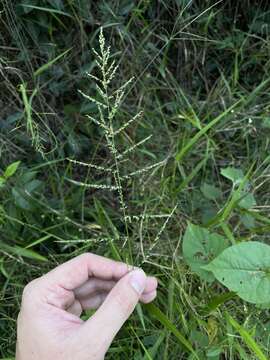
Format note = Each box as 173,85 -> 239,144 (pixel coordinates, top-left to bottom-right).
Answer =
129,269 -> 146,294
127,264 -> 139,272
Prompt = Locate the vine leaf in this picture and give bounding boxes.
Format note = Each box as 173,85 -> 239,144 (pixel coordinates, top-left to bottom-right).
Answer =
221,167 -> 244,185
182,223 -> 228,282
4,161 -> 21,179
200,183 -> 222,201
203,241 -> 270,304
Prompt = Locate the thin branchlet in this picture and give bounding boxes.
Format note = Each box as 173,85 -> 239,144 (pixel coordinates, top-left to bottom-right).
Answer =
116,135 -> 152,160
67,158 -> 112,173
66,178 -> 118,191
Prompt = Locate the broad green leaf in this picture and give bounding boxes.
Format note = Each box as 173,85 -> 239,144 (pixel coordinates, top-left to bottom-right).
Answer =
12,180 -> 43,211
183,223 -> 228,281
206,345 -> 223,358
25,179 -> 43,193
204,241 -> 270,304
189,329 -> 208,348
240,214 -> 256,229
12,188 -> 33,211
221,167 -> 244,185
238,192 -> 256,209
21,171 -> 38,184
4,161 -> 21,179
200,183 -> 222,201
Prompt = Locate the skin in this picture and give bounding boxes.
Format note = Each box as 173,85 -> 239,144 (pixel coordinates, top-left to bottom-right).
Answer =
16,253 -> 158,360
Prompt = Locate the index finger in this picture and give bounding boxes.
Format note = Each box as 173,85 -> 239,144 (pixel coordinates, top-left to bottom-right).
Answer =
43,253 -> 132,290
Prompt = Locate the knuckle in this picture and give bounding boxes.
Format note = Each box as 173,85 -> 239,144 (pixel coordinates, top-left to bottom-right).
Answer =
78,252 -> 93,275
80,252 -> 93,261
21,278 -> 39,303
22,282 -> 34,298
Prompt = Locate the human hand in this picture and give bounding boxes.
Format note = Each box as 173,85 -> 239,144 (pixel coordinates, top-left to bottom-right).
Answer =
16,253 -> 158,360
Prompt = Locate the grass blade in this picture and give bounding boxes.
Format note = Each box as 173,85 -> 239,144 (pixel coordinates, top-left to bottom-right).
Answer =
227,314 -> 267,360
202,292 -> 236,315
176,99 -> 242,163
34,48 -> 71,77
174,157 -> 207,194
145,303 -> 200,360
131,328 -> 153,360
18,4 -> 72,17
142,333 -> 165,360
0,241 -> 47,262
207,162 -> 255,227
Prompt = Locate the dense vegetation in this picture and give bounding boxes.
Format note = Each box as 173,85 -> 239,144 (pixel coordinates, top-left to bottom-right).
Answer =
1,1 -> 270,358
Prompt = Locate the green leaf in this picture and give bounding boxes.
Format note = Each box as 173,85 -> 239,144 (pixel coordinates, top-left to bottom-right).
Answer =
202,292 -> 236,315
262,117 -> 270,128
238,192 -> 256,209
175,158 -> 207,194
0,177 -> 6,187
206,345 -> 223,358
0,241 -> 47,262
136,303 -> 146,331
119,1 -> 135,16
18,4 -> 72,17
34,48 -> 71,77
16,0 -> 37,14
142,333 -> 165,360
4,161 -> 21,179
12,178 -> 43,211
175,99 -> 242,162
25,179 -> 43,193
204,241 -> 270,304
207,163 -> 255,227
221,167 -> 244,185
47,0 -> 64,10
144,303 -> 200,360
182,223 -> 228,281
240,213 -> 255,229
12,188 -> 32,211
227,314 -> 268,360
200,183 -> 222,201
21,171 -> 38,184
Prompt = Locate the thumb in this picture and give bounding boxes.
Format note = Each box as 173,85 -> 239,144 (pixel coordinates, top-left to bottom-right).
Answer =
80,269 -> 146,351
